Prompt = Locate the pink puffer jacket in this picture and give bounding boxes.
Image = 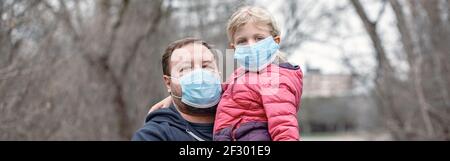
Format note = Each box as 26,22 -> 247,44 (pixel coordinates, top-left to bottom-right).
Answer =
213,63 -> 303,141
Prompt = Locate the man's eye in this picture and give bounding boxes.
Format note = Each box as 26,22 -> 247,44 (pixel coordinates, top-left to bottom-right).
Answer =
202,64 -> 216,70
203,64 -> 211,68
179,67 -> 190,73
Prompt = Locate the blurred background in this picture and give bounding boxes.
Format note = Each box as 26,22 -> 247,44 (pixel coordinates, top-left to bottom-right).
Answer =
0,0 -> 449,141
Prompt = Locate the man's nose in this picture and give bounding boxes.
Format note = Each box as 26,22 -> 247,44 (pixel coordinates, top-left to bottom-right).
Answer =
192,65 -> 203,71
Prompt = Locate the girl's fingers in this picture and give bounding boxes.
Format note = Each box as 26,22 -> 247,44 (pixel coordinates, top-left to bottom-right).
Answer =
148,96 -> 172,114
148,102 -> 164,114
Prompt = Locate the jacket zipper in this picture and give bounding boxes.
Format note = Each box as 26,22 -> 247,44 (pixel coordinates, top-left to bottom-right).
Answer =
186,129 -> 205,141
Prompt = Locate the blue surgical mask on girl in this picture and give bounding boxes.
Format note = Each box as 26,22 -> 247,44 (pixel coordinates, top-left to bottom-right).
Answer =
171,69 -> 222,108
234,36 -> 280,72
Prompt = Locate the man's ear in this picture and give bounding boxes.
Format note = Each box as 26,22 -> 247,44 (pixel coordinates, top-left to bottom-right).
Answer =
163,75 -> 172,93
274,36 -> 281,44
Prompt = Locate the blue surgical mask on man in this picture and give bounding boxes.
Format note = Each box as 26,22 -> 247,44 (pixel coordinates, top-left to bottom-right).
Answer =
171,69 -> 222,108
234,36 -> 280,72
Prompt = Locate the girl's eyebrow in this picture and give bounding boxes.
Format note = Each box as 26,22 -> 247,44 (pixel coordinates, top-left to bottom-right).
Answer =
235,36 -> 245,41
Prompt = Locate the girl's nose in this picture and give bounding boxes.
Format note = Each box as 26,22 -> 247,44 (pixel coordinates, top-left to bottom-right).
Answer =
247,39 -> 257,45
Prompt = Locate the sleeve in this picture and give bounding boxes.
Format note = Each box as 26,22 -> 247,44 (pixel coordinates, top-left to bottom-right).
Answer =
260,75 -> 301,141
131,123 -> 168,141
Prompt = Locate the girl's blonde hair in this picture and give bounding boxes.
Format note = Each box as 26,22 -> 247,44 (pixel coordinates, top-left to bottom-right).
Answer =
227,6 -> 287,63
226,6 -> 281,43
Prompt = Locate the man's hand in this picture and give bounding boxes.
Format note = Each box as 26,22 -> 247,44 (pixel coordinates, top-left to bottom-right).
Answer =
148,96 -> 173,114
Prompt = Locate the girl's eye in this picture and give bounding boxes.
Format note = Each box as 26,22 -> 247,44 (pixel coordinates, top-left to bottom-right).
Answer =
256,37 -> 265,41
236,39 -> 246,45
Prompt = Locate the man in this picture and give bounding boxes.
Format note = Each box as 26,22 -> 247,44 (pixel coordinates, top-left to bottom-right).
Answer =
132,38 -> 221,141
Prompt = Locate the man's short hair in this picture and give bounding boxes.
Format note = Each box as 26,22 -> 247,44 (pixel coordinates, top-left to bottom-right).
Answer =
162,38 -> 216,76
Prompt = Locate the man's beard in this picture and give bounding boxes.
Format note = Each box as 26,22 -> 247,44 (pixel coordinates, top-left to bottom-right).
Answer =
182,104 -> 217,116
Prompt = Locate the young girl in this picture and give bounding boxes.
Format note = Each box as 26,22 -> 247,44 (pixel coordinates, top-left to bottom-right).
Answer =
213,6 -> 303,141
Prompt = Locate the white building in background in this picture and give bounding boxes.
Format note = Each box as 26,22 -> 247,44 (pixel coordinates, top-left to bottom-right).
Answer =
302,66 -> 354,98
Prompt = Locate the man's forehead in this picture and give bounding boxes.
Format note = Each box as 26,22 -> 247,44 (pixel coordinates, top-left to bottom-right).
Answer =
171,44 -> 215,63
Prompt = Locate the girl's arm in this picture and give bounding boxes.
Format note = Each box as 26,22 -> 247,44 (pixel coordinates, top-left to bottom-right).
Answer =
261,76 -> 302,141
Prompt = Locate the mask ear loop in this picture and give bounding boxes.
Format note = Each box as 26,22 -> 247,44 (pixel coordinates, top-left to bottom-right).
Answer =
170,92 -> 182,100
168,76 -> 183,100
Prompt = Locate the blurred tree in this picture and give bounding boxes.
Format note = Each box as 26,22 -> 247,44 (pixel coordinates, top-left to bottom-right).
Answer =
351,0 -> 450,140
0,0 -> 169,140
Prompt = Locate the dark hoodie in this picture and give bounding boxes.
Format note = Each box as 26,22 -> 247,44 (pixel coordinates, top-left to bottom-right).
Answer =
132,105 -> 214,141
